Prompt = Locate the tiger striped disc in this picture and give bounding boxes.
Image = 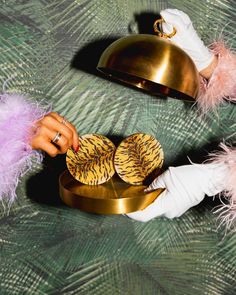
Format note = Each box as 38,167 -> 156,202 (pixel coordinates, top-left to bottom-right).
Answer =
66,134 -> 116,185
114,133 -> 164,185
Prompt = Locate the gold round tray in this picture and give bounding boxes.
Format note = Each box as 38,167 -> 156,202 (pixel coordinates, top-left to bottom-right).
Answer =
114,133 -> 164,185
66,134 -> 116,185
59,170 -> 164,214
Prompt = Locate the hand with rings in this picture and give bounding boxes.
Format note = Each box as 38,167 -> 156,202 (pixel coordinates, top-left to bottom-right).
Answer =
31,112 -> 80,157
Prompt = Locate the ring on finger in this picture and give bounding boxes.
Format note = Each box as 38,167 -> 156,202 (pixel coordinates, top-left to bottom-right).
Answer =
52,131 -> 61,144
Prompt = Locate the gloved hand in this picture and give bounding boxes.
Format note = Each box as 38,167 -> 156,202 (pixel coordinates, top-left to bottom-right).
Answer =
160,8 -> 214,72
126,163 -> 227,222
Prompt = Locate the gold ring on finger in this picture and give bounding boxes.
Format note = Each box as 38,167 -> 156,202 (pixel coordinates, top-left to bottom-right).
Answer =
52,131 -> 61,144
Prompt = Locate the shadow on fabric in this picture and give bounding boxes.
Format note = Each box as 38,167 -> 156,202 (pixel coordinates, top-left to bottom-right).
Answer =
70,11 -> 162,74
169,139 -> 224,167
26,155 -> 66,206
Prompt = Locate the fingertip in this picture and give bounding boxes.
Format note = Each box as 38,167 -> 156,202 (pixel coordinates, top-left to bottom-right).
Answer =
74,144 -> 80,153
160,10 -> 167,18
160,9 -> 174,18
144,187 -> 152,193
72,140 -> 80,153
72,132 -> 80,151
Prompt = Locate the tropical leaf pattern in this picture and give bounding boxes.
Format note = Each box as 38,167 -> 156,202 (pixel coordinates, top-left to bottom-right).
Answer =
0,0 -> 236,294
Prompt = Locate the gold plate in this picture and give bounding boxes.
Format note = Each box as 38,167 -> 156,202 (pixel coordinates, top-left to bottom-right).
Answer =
66,134 -> 116,185
114,133 -> 164,185
59,170 -> 164,214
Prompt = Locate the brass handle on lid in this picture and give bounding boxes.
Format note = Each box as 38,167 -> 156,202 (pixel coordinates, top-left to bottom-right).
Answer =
153,18 -> 177,38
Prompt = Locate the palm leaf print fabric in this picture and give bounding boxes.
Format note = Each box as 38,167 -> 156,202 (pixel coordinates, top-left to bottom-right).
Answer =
0,1 -> 236,294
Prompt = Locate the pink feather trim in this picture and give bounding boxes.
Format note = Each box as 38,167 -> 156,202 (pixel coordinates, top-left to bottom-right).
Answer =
208,143 -> 236,228
198,41 -> 236,112
0,93 -> 47,205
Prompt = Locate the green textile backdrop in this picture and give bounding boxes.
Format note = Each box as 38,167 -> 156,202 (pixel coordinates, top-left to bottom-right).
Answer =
0,0 -> 236,294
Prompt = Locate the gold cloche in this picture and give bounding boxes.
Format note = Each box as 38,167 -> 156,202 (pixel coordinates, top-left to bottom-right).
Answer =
97,18 -> 199,100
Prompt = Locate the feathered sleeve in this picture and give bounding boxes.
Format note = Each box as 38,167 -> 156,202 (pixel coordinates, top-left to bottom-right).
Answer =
198,41 -> 236,112
0,93 -> 47,205
208,144 -> 236,227
197,42 -> 236,225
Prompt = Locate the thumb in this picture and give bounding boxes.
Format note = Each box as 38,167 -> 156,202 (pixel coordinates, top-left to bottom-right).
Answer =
126,190 -> 169,222
144,173 -> 167,192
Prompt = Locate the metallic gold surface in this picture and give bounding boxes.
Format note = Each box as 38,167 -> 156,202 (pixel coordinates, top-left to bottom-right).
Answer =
66,134 -> 116,185
97,34 -> 199,100
153,18 -> 177,39
59,170 -> 164,214
114,133 -> 164,185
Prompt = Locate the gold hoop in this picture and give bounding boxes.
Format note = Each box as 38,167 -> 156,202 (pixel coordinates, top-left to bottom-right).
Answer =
153,18 -> 176,39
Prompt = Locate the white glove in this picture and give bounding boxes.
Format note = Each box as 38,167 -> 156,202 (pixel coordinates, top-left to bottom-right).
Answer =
126,163 -> 228,222
160,9 -> 214,72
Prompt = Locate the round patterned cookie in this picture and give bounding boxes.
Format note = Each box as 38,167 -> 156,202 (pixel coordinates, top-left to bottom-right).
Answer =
114,133 -> 164,185
66,134 -> 116,185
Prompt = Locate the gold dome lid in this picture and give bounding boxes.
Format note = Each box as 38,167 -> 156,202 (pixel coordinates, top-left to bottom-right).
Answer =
97,34 -> 199,100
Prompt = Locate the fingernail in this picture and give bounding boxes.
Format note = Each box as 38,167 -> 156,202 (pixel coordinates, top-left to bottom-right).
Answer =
74,145 -> 80,153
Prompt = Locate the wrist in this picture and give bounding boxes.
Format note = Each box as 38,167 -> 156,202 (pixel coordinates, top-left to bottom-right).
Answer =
200,163 -> 227,196
199,55 -> 218,79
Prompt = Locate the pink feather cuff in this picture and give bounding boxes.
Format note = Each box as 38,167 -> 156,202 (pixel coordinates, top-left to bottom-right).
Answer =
0,93 -> 47,205
208,143 -> 236,227
198,41 -> 236,112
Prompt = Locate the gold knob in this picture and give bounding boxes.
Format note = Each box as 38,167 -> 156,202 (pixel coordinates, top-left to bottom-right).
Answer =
153,18 -> 176,39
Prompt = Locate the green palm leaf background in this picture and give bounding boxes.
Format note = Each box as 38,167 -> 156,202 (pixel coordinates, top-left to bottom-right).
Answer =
0,0 -> 236,294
